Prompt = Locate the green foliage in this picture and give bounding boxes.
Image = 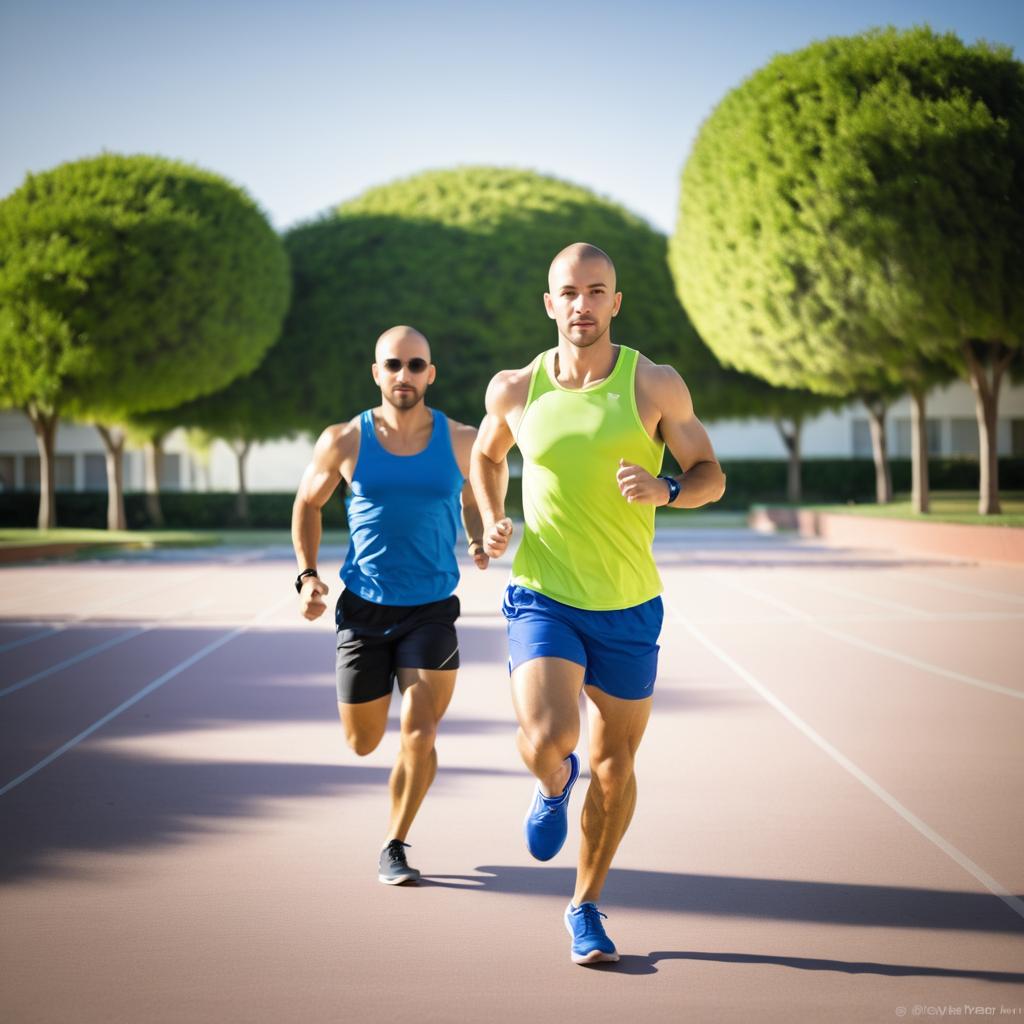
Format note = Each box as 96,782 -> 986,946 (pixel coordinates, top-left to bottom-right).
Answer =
696,365 -> 842,425
671,27 -> 1024,395
127,352 -> 303,446
281,167 -> 709,427
4,460 -> 1022,526
0,153 -> 290,421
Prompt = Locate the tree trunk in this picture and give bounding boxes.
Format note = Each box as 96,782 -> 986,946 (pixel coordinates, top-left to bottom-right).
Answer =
963,340 -> 1014,515
26,404 -> 59,530
232,439 -> 252,524
144,434 -> 166,528
910,388 -> 930,515
774,416 -> 803,504
864,397 -> 892,504
96,425 -> 127,531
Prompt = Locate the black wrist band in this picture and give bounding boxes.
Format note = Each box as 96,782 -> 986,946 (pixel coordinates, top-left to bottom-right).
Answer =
295,568 -> 319,593
658,475 -> 681,506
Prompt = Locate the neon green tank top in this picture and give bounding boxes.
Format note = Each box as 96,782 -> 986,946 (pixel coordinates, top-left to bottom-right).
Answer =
511,345 -> 664,610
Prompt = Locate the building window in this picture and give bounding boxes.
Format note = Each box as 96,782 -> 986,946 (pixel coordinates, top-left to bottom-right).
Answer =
1012,419 -> 1024,457
55,455 -> 74,491
23,455 -> 39,491
160,453 -> 181,491
84,454 -> 106,490
851,419 -> 872,457
0,455 -> 14,492
23,455 -> 75,491
950,418 -> 979,457
893,418 -> 943,457
893,419 -> 910,458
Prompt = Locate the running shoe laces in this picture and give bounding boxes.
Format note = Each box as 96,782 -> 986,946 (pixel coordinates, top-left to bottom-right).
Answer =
385,840 -> 411,865
577,903 -> 608,936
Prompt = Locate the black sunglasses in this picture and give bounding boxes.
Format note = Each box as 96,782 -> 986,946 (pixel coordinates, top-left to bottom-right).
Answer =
381,357 -> 429,373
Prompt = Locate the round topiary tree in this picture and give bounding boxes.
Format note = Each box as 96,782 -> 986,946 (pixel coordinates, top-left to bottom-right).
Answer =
0,153 -> 290,528
671,27 -> 1024,511
281,167 -> 709,429
128,351 -> 304,524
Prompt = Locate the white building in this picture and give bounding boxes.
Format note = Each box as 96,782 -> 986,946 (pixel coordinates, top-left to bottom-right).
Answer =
1,378 -> 1022,496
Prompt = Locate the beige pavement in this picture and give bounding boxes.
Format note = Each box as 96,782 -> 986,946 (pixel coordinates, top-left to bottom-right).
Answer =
1,528 -> 1022,1023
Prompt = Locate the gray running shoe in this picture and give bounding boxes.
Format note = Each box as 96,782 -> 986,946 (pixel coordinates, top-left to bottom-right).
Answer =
378,840 -> 420,885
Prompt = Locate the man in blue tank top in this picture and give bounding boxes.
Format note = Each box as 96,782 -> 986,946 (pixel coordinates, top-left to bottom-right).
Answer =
291,325 -> 487,885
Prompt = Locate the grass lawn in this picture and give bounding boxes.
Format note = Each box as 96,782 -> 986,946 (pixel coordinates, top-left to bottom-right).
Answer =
0,528 -> 350,550
807,491 -> 1024,528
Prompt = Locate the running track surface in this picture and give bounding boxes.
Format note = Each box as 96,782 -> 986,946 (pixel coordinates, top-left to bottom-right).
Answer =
1,527 -> 1022,1024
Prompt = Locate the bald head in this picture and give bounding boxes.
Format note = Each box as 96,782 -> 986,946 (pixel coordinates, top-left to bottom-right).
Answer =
548,242 -> 617,292
372,325 -> 436,410
375,325 -> 431,363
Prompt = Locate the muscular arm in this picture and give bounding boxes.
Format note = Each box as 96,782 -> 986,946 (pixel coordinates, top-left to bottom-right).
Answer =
449,420 -> 487,569
617,364 -> 726,509
470,368 -> 525,559
291,421 -> 358,619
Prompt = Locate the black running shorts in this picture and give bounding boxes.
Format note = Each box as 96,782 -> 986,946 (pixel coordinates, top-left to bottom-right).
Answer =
334,588 -> 461,704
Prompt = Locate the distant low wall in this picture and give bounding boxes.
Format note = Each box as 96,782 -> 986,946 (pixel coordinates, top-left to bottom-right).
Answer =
750,506 -> 1024,565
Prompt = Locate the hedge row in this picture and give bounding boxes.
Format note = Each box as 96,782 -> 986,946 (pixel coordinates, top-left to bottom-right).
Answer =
1,458 -> 1021,528
707,457 -> 1024,509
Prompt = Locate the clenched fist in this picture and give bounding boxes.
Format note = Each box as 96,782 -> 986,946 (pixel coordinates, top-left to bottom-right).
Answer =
616,459 -> 670,505
468,541 -> 490,571
483,517 -> 514,560
298,576 -> 330,620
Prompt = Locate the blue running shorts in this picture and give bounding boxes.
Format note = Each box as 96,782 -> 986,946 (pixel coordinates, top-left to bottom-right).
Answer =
502,583 -> 663,701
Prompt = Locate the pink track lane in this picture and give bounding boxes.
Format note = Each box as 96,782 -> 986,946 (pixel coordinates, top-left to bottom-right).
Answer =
1,532 -> 1022,1024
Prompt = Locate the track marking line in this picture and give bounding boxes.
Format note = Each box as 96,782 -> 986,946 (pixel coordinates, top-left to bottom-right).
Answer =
785,574 -> 932,618
709,573 -> 1024,702
0,549 -> 263,655
663,596 -> 1024,925
0,594 -> 292,798
0,596 -> 217,699
679,611 -> 1024,626
898,571 -> 1024,607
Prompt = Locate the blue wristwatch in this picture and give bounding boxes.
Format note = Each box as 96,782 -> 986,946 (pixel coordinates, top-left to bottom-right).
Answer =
658,474 -> 681,506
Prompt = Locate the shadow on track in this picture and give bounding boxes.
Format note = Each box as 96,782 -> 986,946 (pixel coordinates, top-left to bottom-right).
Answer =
421,865 -> 1024,935
0,754 -> 522,883
580,950 -> 1024,982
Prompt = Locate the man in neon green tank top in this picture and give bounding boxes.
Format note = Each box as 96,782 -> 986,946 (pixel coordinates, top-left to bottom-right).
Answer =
470,242 -> 726,964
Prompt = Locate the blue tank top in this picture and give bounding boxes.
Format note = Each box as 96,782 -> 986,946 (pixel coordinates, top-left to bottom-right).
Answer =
340,408 -> 464,606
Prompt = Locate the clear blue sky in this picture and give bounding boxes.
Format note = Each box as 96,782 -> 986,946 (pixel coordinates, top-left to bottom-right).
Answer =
2,0 -> 1021,234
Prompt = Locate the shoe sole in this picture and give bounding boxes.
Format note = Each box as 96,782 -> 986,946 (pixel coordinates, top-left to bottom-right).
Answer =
571,949 -> 620,965
377,873 -> 420,885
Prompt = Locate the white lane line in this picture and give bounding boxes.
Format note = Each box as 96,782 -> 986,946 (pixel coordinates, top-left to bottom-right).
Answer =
0,628 -> 147,697
0,596 -> 217,699
711,573 -> 1024,702
898,571 -> 1024,607
663,596 -> 1024,925
0,549 -> 263,654
790,575 -> 932,619
0,578 -> 103,616
683,611 -> 1024,625
0,594 -> 292,798
0,625 -> 64,654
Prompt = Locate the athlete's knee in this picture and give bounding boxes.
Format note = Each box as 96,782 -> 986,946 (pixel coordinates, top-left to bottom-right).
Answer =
400,721 -> 437,756
345,729 -> 384,757
590,752 -> 636,793
521,722 -> 578,759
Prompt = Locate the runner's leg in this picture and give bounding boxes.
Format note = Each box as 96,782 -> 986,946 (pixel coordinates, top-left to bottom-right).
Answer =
573,684 -> 653,905
338,696 -> 390,756
386,668 -> 457,842
511,657 -> 582,796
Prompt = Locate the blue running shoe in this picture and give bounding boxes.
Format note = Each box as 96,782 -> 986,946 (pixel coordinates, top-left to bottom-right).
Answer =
565,902 -> 619,964
523,752 -> 580,861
